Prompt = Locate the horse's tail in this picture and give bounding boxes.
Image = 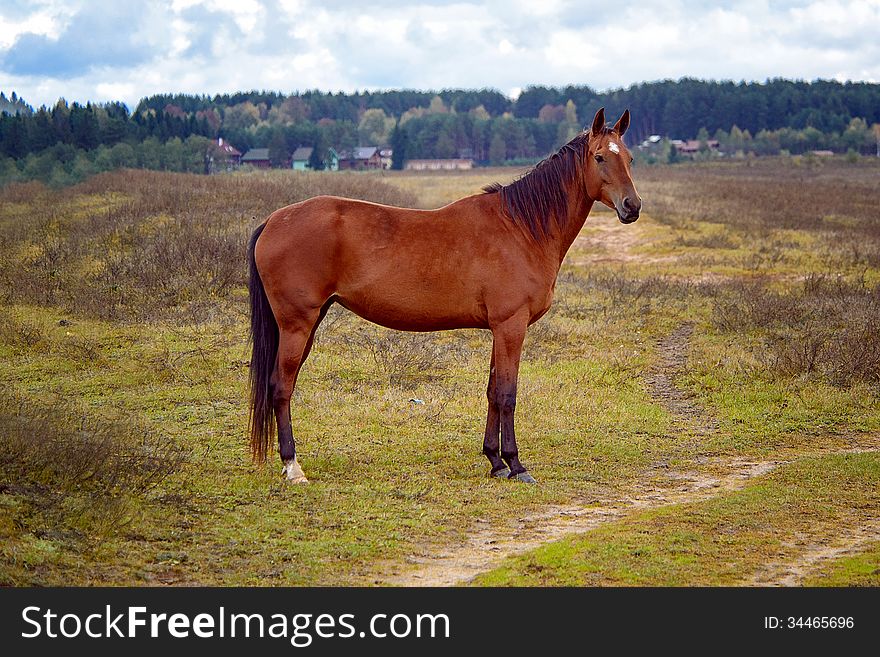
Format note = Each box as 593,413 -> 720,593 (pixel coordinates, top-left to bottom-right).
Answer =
248,222 -> 277,462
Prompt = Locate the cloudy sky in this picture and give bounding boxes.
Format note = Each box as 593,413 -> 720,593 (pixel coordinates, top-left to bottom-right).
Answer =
1,0 -> 879,109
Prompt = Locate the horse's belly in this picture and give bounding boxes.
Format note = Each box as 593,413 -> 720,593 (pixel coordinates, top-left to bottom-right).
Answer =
336,287 -> 487,332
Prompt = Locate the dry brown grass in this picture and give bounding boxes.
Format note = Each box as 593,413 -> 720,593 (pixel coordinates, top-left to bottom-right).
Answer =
713,274 -> 880,385
1,161 -> 878,586
637,158 -> 880,267
0,391 -> 187,547
0,169 -> 417,322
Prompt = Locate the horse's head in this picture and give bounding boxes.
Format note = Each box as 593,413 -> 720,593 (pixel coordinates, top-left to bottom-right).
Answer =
584,108 -> 641,224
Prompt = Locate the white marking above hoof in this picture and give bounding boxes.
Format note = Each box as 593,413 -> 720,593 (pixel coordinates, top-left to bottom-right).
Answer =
282,458 -> 309,484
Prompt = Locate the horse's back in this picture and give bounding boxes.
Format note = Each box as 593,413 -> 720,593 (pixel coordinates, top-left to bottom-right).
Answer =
255,194 -> 549,330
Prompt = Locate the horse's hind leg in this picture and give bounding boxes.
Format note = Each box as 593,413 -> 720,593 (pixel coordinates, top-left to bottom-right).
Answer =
272,302 -> 330,483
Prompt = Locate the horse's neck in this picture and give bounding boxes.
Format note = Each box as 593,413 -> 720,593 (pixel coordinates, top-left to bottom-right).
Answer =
552,184 -> 594,264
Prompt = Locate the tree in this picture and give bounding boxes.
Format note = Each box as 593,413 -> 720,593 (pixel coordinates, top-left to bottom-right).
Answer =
390,120 -> 407,170
163,137 -> 185,171
223,102 -> 260,131
728,125 -> 745,152
138,137 -> 163,170
358,108 -> 393,146
51,100 -> 72,144
109,142 -> 136,168
469,105 -> 491,121
268,96 -> 309,125
563,99 -> 578,125
556,120 -> 579,148
489,133 -> 507,165
29,108 -> 56,151
515,86 -> 561,118
434,131 -> 456,159
268,131 -> 289,167
428,95 -> 448,114
184,135 -> 211,173
841,117 -> 871,154
308,145 -> 324,170
538,104 -> 565,123
68,103 -> 101,150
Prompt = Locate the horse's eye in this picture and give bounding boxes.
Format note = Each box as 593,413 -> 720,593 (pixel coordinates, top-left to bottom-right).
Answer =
595,154 -> 605,164
630,157 -> 634,164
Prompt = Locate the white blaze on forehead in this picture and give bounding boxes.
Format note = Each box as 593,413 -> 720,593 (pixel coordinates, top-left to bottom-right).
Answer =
608,142 -> 620,154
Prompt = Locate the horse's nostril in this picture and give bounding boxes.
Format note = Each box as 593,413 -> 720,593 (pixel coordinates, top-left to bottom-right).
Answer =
623,197 -> 642,215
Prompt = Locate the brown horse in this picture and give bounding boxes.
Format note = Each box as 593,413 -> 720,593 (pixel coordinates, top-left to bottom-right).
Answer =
248,108 -> 641,484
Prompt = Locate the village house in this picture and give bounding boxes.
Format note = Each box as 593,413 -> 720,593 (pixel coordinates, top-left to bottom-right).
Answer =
291,146 -> 313,171
379,147 -> 393,169
675,139 -> 720,156
215,137 -> 241,165
404,158 -> 474,171
207,137 -> 242,172
337,146 -> 383,170
241,148 -> 272,169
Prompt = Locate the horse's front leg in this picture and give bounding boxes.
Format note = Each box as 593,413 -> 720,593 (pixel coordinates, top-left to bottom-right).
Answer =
482,348 -> 508,478
490,311 -> 537,484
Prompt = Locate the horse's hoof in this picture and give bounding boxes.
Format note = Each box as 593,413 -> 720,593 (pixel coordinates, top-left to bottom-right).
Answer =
509,471 -> 537,484
490,467 -> 511,479
282,459 -> 309,485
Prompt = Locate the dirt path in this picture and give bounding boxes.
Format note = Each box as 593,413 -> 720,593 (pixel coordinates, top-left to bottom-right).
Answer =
382,320 -> 735,586
566,214 -> 674,268
749,518 -> 880,587
381,456 -> 781,586
379,315 -> 879,587
643,321 -> 718,436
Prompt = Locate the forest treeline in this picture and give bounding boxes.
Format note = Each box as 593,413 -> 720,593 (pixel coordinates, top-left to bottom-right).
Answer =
1,78 -> 879,186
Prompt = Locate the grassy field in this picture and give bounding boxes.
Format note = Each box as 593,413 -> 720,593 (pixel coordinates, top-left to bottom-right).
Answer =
1,157 -> 878,586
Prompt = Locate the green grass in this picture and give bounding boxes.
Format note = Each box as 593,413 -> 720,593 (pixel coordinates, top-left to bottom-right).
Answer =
0,299 -> 680,585
472,453 -> 880,586
805,542 -> 880,587
1,162 -> 879,586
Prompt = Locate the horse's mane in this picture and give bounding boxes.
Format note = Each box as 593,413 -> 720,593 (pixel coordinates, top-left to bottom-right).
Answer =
483,129 -> 607,241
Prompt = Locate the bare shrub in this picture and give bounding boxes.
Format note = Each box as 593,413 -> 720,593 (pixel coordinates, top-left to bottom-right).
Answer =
0,316 -> 49,352
0,170 -> 418,322
58,334 -> 104,365
712,274 -> 880,385
676,232 -> 739,249
341,324 -> 454,389
0,392 -> 188,544
712,277 -> 802,331
556,269 -> 713,320
0,394 -> 187,495
524,314 -> 573,363
0,180 -> 50,204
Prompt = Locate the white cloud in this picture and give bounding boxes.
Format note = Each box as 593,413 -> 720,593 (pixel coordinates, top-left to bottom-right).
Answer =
1,0 -> 879,108
0,3 -> 69,48
95,81 -> 135,100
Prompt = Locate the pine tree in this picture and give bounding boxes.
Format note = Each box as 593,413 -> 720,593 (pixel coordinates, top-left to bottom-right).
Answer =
390,120 -> 407,170
308,144 -> 324,170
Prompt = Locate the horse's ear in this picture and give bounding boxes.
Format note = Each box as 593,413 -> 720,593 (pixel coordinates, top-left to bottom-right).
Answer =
613,109 -> 630,137
590,107 -> 606,137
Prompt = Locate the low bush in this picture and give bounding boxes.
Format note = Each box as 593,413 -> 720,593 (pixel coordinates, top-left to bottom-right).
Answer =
712,274 -> 880,385
0,170 -> 418,322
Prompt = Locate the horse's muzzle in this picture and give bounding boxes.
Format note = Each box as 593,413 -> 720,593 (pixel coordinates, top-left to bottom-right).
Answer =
617,195 -> 641,224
